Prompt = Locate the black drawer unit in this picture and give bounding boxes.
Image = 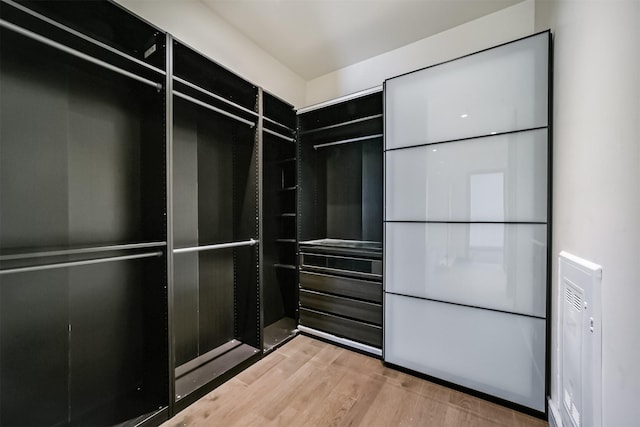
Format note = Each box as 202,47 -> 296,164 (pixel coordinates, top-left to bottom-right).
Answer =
298,239 -> 382,355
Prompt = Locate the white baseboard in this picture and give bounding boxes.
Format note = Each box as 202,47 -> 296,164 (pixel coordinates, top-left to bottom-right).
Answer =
298,325 -> 382,357
548,398 -> 563,427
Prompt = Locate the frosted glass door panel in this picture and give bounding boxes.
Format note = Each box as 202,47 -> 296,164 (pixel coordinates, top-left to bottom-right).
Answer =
384,295 -> 546,411
385,222 -> 547,317
385,129 -> 547,222
386,32 -> 548,150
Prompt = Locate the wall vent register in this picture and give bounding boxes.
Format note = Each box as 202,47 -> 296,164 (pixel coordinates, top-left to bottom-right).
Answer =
554,252 -> 602,427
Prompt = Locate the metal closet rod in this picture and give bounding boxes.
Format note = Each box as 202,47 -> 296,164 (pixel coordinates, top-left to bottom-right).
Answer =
173,76 -> 257,118
313,133 -> 383,150
0,19 -> 163,90
173,239 -> 258,254
3,0 -> 166,77
0,251 -> 163,276
264,127 -> 295,143
0,241 -> 167,262
173,90 -> 255,128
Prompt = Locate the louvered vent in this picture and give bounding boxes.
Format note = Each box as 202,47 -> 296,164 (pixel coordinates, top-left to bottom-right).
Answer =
566,286 -> 582,312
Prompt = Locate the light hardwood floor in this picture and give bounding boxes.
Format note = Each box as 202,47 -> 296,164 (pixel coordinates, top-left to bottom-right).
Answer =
164,335 -> 548,427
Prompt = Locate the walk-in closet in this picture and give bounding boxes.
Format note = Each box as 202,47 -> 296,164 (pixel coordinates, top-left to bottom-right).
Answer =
297,90 -> 384,355
0,1 -> 556,425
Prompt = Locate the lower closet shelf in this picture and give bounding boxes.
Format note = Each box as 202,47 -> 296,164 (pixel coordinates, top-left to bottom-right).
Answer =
175,341 -> 260,400
263,317 -> 298,353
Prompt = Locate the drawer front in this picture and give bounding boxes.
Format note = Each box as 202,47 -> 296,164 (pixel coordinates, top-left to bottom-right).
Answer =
300,308 -> 382,348
300,271 -> 381,303
300,290 -> 382,325
300,252 -> 382,280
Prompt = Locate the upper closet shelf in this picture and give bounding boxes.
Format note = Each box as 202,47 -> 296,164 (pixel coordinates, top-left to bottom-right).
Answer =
3,0 -> 166,76
173,75 -> 258,118
301,114 -> 383,135
173,90 -> 256,127
263,115 -> 295,133
0,19 -> 162,89
313,133 -> 383,150
297,86 -> 382,115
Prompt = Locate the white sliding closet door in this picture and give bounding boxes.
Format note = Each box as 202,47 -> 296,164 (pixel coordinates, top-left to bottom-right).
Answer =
383,31 -> 550,412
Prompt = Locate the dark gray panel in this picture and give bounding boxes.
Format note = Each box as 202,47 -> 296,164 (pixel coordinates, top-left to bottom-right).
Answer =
233,127 -> 258,241
300,290 -> 381,325
197,116 -> 234,245
173,102 -> 200,248
298,140 -> 326,241
173,252 -> 200,366
69,260 -> 143,421
299,308 -> 381,348
300,271 -> 382,303
0,270 -> 69,426
262,234 -> 285,327
198,249 -> 234,353
66,69 -> 143,246
0,44 -> 69,251
235,246 -> 260,348
361,138 -> 383,242
326,143 -> 362,239
1,42 -> 165,252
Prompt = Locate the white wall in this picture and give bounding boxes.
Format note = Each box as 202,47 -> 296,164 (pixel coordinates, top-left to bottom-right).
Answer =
536,1 -> 640,425
304,0 -> 536,107
114,0 -> 306,108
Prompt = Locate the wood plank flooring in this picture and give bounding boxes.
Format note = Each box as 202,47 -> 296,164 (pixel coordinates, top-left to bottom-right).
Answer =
163,335 -> 548,427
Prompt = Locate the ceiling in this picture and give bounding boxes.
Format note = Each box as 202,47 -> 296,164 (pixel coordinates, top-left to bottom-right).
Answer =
200,0 -> 524,80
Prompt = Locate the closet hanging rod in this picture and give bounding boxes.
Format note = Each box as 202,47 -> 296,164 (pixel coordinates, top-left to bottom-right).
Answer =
173,239 -> 258,254
0,19 -> 163,90
173,76 -> 258,117
173,91 -> 255,128
0,251 -> 163,276
263,128 -> 295,142
313,133 -> 383,150
263,115 -> 295,132
0,241 -> 167,262
300,114 -> 383,135
3,0 -> 166,77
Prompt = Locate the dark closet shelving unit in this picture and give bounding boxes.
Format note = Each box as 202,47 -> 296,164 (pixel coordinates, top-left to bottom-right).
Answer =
170,39 -> 261,411
297,89 -> 384,356
0,0 -> 169,425
260,90 -> 299,353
